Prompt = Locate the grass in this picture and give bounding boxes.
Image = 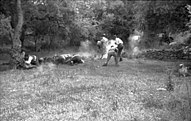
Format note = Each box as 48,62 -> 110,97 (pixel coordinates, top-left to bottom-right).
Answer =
0,57 -> 191,121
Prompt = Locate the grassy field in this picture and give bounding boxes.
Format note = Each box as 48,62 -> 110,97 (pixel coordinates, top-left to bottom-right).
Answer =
0,57 -> 191,121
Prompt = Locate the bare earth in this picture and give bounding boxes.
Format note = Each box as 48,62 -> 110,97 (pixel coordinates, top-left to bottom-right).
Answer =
0,58 -> 191,121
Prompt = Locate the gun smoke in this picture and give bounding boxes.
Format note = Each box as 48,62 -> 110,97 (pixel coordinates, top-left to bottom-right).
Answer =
78,40 -> 97,59
128,30 -> 143,57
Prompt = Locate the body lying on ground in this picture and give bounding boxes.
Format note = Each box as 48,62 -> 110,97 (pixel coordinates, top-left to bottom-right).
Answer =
17,51 -> 39,69
17,51 -> 84,69
41,54 -> 84,66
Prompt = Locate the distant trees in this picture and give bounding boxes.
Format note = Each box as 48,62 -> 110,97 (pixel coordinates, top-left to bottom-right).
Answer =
0,0 -> 191,62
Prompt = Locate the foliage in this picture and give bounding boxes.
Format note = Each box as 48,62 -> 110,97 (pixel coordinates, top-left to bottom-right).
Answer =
0,0 -> 191,50
145,1 -> 189,34
186,4 -> 191,29
0,15 -> 13,37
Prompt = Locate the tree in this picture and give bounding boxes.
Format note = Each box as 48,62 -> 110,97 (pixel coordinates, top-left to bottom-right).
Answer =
0,0 -> 24,68
13,0 -> 23,51
1,0 -> 190,58
22,0 -> 78,48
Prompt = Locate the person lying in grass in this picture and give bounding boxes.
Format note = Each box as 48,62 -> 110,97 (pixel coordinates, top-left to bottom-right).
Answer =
17,50 -> 39,69
53,54 -> 84,66
41,54 -> 84,66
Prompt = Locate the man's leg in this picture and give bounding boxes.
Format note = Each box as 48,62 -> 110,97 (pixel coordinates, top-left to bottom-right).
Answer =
102,53 -> 112,66
114,53 -> 119,66
117,44 -> 123,61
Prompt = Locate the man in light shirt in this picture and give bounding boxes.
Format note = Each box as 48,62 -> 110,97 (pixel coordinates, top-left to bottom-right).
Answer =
97,34 -> 109,59
102,40 -> 119,66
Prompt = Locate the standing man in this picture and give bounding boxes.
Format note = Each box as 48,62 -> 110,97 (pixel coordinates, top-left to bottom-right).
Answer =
114,35 -> 124,62
97,33 -> 109,59
102,45 -> 119,66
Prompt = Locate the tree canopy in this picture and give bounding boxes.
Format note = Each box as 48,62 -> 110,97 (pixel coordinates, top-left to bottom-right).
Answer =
0,0 -> 191,50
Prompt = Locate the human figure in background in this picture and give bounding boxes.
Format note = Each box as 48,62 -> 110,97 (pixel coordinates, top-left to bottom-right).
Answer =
101,33 -> 109,43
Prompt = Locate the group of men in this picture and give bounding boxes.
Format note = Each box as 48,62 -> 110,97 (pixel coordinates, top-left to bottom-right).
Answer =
97,34 -> 124,66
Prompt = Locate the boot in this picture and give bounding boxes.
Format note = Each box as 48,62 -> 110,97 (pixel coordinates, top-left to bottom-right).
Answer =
102,63 -> 108,66
119,57 -> 123,62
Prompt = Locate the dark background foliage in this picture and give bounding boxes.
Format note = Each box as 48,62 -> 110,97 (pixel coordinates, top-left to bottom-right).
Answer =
0,0 -> 191,51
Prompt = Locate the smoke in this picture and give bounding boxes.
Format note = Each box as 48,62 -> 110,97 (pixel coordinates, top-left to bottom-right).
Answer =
132,46 -> 141,57
128,30 -> 143,57
77,32 -> 144,59
78,40 -> 97,59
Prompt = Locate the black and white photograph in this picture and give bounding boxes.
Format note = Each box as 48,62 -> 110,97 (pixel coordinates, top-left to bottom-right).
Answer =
0,0 -> 191,121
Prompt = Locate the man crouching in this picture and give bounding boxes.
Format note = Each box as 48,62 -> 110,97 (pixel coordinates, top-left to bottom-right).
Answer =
114,35 -> 124,62
102,46 -> 119,66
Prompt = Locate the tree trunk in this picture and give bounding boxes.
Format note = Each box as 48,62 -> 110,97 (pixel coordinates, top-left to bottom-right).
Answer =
0,0 -> 24,69
20,25 -> 27,48
10,0 -> 24,68
12,0 -> 23,51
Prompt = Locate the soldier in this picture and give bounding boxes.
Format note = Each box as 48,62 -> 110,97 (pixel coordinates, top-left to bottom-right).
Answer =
97,34 -> 109,59
114,35 -> 124,61
102,45 -> 119,66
